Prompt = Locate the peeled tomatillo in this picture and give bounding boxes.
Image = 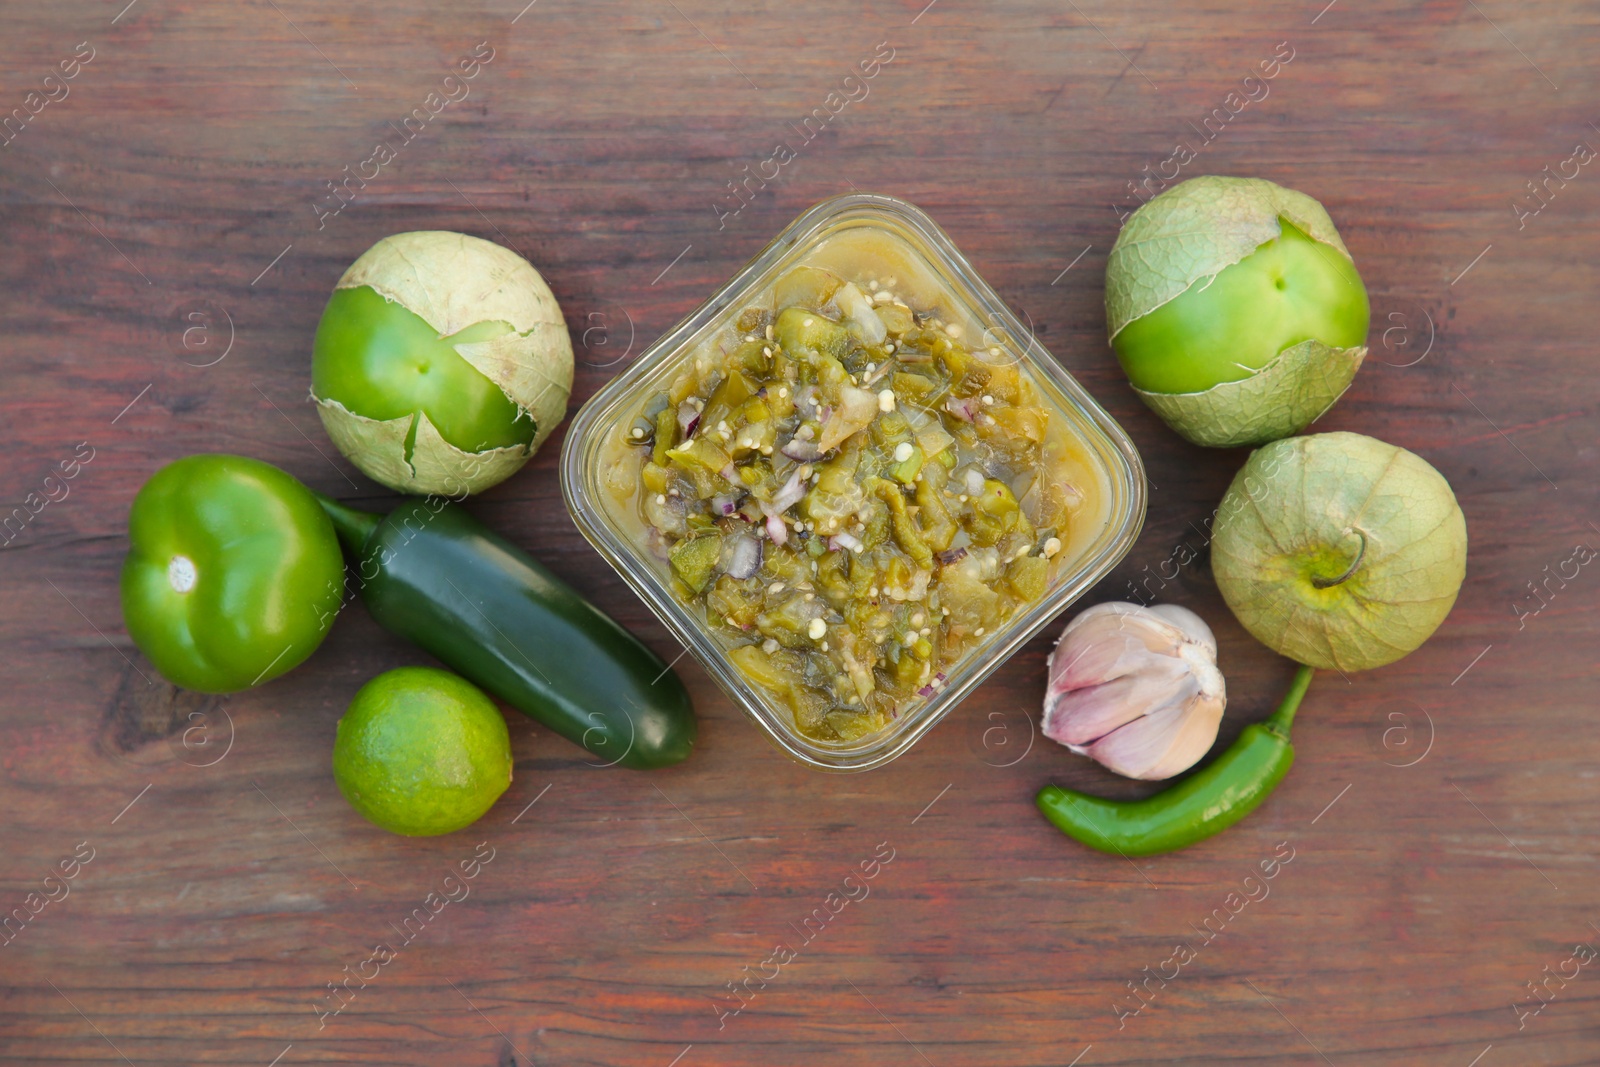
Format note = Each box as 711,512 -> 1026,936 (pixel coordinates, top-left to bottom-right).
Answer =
313,285 -> 533,455
120,455 -> 345,693
1106,176 -> 1370,448
1116,223 -> 1369,394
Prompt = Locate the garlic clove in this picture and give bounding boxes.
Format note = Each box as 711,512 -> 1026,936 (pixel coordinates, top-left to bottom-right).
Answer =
1043,653 -> 1191,747
1045,603 -> 1196,704
1046,623 -> 1149,693
1079,678 -> 1225,781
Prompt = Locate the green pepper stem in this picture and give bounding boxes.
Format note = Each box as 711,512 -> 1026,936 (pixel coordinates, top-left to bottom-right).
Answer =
1267,662 -> 1316,735
312,491 -> 382,556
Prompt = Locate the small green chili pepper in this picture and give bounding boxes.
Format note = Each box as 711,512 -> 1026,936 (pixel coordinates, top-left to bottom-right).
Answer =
1036,663 -> 1314,856
869,477 -> 933,569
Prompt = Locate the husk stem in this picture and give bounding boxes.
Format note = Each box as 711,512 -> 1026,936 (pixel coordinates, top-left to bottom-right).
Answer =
1312,528 -> 1368,589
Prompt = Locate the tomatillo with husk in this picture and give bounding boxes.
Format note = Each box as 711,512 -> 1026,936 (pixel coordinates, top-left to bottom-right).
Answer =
312,231 -> 574,496
120,454 -> 346,693
1106,176 -> 1370,447
1211,431 -> 1467,673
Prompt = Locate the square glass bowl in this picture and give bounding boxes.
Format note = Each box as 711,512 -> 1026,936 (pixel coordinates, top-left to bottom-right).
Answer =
561,194 -> 1145,771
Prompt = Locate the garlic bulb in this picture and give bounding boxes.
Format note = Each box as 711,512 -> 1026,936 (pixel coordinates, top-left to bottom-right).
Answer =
1041,602 -> 1226,781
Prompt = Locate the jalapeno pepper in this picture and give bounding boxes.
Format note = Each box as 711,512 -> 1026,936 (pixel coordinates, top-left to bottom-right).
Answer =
315,493 -> 696,769
1036,663 -> 1314,856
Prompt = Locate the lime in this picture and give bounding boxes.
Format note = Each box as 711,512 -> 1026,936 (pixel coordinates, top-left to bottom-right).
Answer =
333,666 -> 513,836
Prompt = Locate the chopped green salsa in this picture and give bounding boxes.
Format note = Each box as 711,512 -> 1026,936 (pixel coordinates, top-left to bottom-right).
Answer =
617,265 -> 1081,742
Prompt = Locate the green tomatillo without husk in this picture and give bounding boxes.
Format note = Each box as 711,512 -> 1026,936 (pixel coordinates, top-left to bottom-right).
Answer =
1106,176 -> 1370,448
312,231 -> 574,496
120,454 -> 346,693
1211,431 -> 1467,673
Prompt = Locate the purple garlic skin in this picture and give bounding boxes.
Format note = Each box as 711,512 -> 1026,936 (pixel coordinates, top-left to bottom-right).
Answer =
1041,602 -> 1226,781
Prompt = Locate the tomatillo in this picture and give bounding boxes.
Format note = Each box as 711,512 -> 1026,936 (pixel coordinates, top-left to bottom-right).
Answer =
311,231 -> 574,497
120,454 -> 345,693
1211,432 -> 1467,673
1106,176 -> 1370,448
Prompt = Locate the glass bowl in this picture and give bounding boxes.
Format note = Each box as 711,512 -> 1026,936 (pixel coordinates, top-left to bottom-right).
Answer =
561,194 -> 1145,771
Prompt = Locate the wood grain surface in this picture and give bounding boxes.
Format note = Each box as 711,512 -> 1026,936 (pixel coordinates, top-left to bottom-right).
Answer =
2,1 -> 1597,1064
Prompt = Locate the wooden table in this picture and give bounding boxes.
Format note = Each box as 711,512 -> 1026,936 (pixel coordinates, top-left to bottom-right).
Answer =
3,1 -> 1596,1063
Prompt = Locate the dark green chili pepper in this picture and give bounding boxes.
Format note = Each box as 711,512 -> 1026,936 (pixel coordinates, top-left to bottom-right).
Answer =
316,493 -> 696,769
1036,663 -> 1314,856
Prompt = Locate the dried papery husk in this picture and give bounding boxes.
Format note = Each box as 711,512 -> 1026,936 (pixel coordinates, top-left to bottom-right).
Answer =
1106,176 -> 1352,340
315,399 -> 533,499
1133,339 -> 1366,448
